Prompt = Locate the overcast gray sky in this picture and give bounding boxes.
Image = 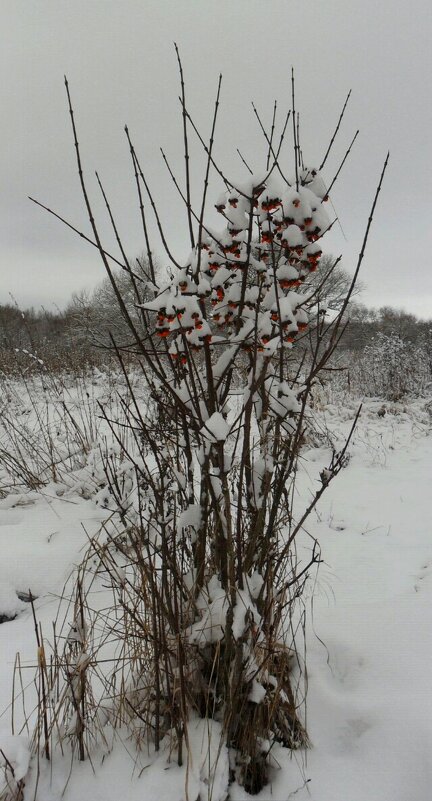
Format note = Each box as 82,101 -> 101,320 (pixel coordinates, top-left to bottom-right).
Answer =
1,0 -> 431,317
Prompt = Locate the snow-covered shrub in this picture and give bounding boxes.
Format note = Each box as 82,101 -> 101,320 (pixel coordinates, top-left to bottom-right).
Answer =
343,333 -> 431,399
24,57 -> 387,799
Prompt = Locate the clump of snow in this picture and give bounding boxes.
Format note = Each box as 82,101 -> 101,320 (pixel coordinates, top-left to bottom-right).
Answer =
188,576 -> 227,646
248,679 -> 267,704
177,504 -> 202,543
232,588 -> 261,639
200,412 -> 230,443
245,570 -> 265,600
0,580 -> 26,622
188,578 -> 261,646
0,733 -> 30,790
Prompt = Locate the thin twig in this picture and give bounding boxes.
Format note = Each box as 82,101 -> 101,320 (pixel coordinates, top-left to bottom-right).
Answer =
319,89 -> 352,171
266,100 -> 277,172
291,68 -> 299,190
323,129 -> 359,199
174,43 -> 195,249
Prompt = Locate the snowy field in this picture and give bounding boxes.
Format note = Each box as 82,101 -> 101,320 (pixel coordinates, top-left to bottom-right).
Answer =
0,373 -> 431,800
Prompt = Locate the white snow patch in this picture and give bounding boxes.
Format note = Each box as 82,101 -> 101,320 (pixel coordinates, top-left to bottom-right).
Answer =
200,412 -> 230,443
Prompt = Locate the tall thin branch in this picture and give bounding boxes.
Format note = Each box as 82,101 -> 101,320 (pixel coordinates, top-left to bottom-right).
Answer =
291,68 -> 299,190
174,43 -> 195,249
319,89 -> 352,171
95,171 -> 142,306
28,196 -> 143,280
266,101 -> 277,172
124,125 -> 156,284
323,129 -> 359,199
63,77 -> 144,345
129,139 -> 183,269
236,149 -> 253,175
328,151 -> 390,340
183,108 -> 240,193
197,73 -> 222,268
251,102 -> 291,185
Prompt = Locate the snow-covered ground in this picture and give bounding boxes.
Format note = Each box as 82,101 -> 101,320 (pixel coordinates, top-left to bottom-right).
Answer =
0,378 -> 431,800
296,400 -> 432,801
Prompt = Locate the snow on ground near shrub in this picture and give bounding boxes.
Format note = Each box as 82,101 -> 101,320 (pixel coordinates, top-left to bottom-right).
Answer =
0,492 -> 107,605
290,398 -> 432,801
7,719 -> 229,801
0,393 -> 431,799
0,733 -> 31,793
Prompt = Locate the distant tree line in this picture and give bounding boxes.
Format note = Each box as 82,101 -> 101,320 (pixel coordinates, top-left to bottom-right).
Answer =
1,258 -> 431,396
341,303 -> 432,351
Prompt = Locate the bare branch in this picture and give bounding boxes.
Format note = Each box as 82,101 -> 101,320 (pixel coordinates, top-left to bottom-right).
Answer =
174,43 -> 195,249
319,89 -> 352,170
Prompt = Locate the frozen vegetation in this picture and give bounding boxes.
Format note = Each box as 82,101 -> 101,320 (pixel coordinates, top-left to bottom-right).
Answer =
2,50 -> 430,801
0,369 -> 431,800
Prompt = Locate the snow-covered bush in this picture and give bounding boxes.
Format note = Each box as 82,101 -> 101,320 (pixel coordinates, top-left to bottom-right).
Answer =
337,333 -> 431,400
25,56 -> 387,799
